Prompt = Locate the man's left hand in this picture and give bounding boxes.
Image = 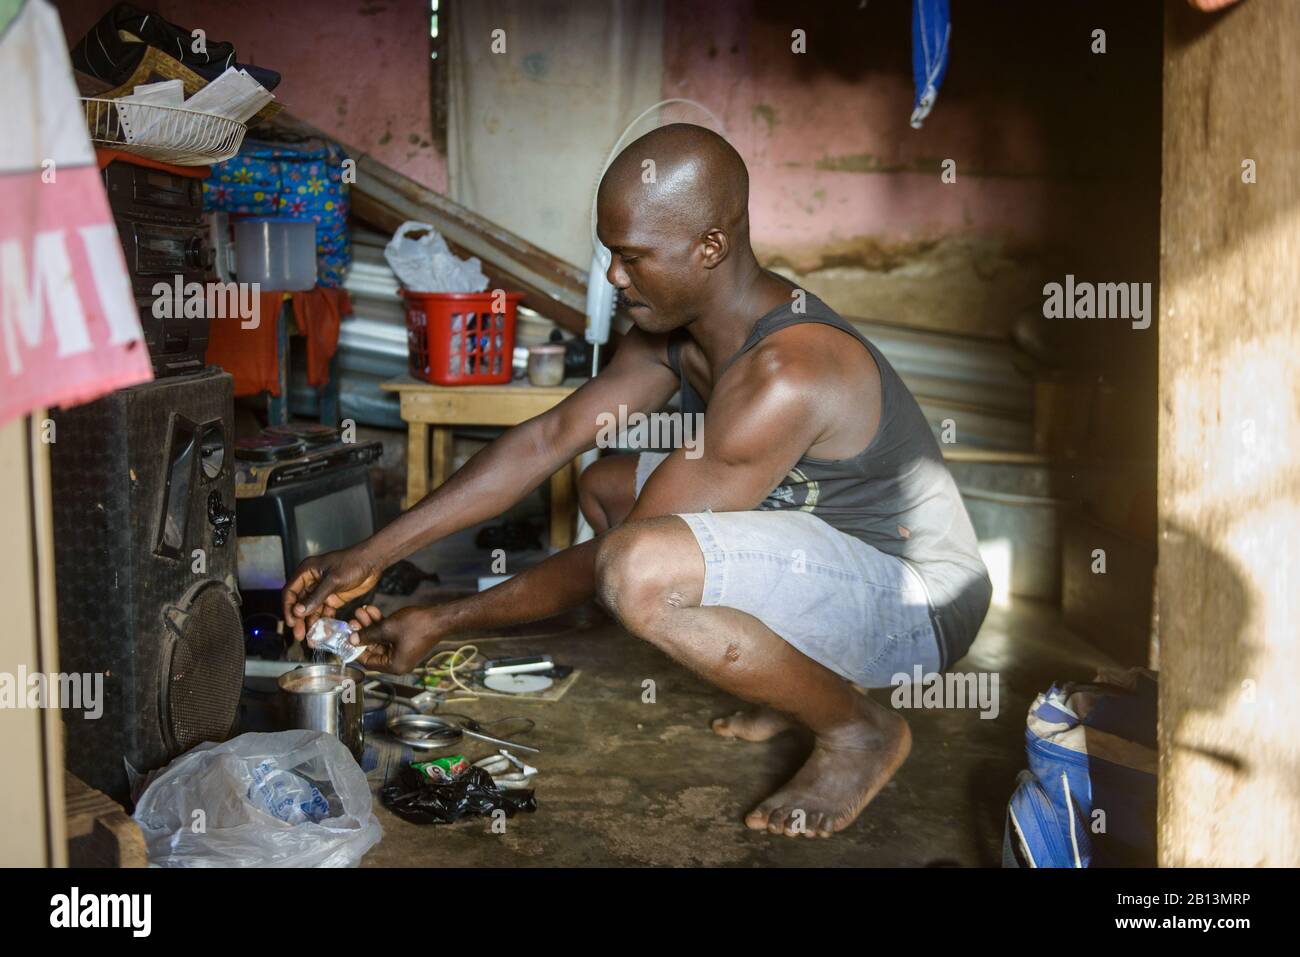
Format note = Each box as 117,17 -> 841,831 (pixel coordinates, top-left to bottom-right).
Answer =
348,604 -> 443,674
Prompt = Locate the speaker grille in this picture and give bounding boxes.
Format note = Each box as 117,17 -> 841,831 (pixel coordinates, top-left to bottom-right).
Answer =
165,583 -> 244,753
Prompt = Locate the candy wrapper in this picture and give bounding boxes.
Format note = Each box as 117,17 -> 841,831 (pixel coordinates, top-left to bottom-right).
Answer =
411,755 -> 471,783
305,618 -> 368,664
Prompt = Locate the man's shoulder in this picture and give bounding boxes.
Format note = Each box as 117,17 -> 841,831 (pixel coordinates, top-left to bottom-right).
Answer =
723,309 -> 880,412
746,312 -> 874,378
707,334 -> 828,433
758,286 -> 844,323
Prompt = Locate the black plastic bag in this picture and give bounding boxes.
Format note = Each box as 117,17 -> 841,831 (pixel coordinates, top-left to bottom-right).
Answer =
377,559 -> 440,596
381,766 -> 536,825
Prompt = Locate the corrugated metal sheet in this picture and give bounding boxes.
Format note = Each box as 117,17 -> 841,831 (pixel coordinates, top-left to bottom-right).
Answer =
298,229 -> 1031,449
852,319 -> 1033,450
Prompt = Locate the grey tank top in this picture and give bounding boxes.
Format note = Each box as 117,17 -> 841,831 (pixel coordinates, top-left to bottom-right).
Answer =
666,294 -> 992,667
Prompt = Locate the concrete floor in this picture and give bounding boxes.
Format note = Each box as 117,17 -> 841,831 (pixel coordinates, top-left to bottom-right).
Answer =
359,508 -> 1116,867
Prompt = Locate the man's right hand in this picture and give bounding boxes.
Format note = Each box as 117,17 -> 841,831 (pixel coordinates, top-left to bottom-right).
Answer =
282,546 -> 383,641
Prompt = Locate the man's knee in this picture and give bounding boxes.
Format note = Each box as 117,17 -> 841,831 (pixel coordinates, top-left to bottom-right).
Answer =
594,516 -> 703,634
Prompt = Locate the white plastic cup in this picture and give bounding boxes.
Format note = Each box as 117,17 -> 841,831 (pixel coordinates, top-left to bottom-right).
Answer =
527,344 -> 566,386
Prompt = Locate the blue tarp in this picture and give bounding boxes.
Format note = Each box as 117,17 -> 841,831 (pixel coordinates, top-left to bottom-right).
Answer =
910,0 -> 951,129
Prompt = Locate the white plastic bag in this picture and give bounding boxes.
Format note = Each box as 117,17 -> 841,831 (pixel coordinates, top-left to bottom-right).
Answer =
305,617 -> 367,664
384,220 -> 489,293
132,730 -> 382,868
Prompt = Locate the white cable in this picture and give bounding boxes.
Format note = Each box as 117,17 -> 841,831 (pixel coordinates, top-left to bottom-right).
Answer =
588,98 -> 726,256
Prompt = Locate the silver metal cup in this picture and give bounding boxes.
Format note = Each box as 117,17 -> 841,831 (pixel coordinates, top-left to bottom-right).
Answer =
277,663 -> 365,761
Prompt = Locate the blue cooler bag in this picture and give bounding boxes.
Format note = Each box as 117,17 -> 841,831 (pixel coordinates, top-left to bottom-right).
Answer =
204,138 -> 352,288
1004,669 -> 1157,867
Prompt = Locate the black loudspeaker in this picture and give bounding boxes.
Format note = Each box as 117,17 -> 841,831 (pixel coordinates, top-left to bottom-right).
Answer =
50,368 -> 244,803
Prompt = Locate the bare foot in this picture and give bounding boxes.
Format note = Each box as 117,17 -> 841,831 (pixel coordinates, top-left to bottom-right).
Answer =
744,697 -> 911,838
711,706 -> 795,742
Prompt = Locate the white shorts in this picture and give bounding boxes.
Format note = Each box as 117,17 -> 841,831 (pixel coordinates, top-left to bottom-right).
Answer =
635,452 -> 942,688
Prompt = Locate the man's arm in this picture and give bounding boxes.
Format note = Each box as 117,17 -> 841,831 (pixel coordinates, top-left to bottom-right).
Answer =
362,326 -> 681,562
282,326 -> 678,637
624,343 -> 823,519
355,343 -> 831,671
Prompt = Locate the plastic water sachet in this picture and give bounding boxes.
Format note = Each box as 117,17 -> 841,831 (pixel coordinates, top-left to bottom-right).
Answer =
305,618 -> 367,664
248,759 -> 331,825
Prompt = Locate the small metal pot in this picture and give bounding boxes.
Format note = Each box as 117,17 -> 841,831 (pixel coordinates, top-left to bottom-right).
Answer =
277,664 -> 365,761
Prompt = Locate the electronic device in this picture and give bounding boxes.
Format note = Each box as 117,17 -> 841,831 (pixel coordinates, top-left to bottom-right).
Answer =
50,367 -> 244,802
233,424 -> 382,618
100,154 -> 214,378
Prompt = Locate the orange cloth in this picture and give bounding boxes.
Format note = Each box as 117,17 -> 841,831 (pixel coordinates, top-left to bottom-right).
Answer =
205,288 -> 349,397
94,147 -> 209,179
205,290 -> 282,396
292,288 -> 350,387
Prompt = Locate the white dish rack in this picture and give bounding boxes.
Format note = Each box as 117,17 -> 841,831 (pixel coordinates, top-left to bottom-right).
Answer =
82,97 -> 246,166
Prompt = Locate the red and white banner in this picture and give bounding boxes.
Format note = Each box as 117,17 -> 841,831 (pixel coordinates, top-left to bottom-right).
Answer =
0,0 -> 152,427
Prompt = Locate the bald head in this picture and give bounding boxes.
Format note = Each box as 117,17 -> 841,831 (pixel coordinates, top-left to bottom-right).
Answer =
598,123 -> 749,240
596,124 -> 754,332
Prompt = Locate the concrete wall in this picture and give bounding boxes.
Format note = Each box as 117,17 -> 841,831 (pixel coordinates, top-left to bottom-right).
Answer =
662,0 -> 1162,344
54,0 -> 447,191
56,0 -> 1161,346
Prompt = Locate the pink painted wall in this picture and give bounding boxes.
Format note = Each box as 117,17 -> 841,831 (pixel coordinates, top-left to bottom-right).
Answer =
52,0 -> 1158,303
54,0 -> 447,191
661,0 -> 1160,273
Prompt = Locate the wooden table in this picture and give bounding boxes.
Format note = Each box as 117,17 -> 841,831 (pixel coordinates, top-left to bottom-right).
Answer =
380,375 -> 586,549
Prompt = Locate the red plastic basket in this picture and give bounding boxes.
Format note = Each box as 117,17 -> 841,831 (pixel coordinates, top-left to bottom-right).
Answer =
401,291 -> 522,386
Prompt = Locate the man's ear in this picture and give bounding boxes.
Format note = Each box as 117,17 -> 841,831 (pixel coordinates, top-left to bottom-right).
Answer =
700,228 -> 730,270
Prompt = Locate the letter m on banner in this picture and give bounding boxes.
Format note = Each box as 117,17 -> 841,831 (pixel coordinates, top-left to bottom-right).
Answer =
0,0 -> 152,427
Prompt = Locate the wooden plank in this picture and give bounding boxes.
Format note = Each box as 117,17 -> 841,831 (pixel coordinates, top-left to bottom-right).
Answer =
64,773 -> 146,868
0,414 -> 65,866
379,374 -> 582,397
1061,513 -> 1155,668
549,458 -> 579,550
403,422 -> 429,511
389,377 -> 582,427
1158,0 -> 1300,866
351,173 -> 590,334
398,389 -> 572,426
430,426 -> 454,490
